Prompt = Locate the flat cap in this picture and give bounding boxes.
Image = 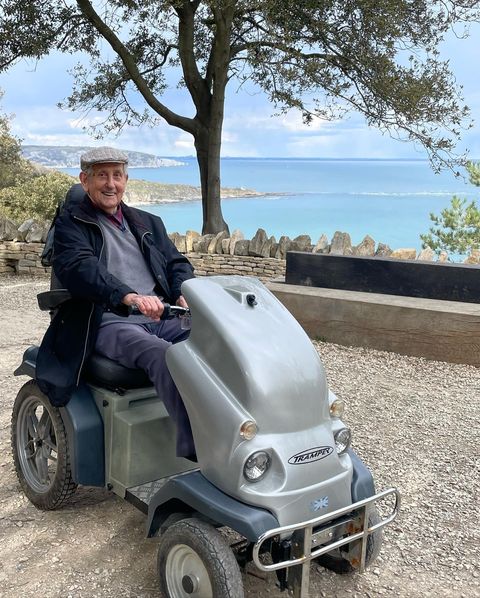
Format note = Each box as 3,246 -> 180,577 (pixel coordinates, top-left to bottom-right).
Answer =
80,146 -> 129,171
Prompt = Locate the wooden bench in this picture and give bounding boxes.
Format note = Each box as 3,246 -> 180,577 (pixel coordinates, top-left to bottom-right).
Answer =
267,252 -> 480,365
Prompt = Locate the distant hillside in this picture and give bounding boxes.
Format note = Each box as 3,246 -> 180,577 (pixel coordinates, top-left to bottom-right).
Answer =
21,145 -> 185,169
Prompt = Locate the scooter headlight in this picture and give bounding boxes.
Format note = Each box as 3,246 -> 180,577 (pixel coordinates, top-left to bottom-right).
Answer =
243,451 -> 271,483
334,427 -> 351,455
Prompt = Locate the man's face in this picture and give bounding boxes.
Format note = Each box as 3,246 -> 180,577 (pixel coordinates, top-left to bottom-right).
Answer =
79,162 -> 128,214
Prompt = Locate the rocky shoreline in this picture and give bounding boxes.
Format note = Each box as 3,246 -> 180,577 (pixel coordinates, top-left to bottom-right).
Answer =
124,178 -> 262,205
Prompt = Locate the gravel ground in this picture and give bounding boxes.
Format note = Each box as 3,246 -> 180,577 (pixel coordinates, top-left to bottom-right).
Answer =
0,275 -> 478,598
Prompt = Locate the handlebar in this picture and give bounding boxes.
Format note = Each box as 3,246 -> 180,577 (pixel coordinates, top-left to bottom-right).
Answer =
128,303 -> 190,320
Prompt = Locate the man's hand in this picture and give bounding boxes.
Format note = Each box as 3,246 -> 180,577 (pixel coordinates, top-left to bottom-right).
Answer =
176,295 -> 188,308
122,293 -> 164,321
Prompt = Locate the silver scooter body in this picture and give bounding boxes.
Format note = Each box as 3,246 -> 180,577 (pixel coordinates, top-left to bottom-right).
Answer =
167,275 -> 353,527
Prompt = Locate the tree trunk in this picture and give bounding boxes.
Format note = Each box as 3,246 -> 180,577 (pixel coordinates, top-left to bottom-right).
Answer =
194,93 -> 230,233
180,1 -> 233,235
194,120 -> 229,235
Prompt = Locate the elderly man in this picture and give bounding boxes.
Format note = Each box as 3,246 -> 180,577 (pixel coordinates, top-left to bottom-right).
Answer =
37,147 -> 196,458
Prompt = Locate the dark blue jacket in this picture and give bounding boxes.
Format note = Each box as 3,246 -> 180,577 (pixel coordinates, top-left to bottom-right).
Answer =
36,189 -> 194,406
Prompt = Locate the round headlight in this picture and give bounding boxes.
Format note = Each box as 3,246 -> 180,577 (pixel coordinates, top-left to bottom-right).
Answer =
330,398 -> 345,418
240,420 -> 258,440
243,451 -> 271,483
334,427 -> 351,454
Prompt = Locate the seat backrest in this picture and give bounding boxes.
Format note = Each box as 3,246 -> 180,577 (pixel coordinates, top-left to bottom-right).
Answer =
41,183 -> 85,289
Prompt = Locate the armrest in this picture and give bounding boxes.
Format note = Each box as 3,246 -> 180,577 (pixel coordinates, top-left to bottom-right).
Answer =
37,289 -> 72,311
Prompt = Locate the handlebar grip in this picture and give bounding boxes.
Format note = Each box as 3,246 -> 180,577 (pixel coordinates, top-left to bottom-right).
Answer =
127,303 -> 190,319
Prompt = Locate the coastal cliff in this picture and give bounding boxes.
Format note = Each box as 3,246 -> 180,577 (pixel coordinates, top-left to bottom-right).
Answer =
21,145 -> 185,169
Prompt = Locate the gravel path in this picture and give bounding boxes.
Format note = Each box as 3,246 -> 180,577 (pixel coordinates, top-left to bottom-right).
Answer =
0,275 -> 478,598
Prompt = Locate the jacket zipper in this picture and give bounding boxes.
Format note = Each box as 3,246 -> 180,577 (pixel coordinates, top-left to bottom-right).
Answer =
141,230 -> 151,253
73,215 -> 105,386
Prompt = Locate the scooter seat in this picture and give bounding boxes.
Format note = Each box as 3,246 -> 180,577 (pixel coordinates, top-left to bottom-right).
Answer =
84,353 -> 153,390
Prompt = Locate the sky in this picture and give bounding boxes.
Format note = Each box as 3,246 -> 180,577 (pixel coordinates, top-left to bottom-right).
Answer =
1,20 -> 480,160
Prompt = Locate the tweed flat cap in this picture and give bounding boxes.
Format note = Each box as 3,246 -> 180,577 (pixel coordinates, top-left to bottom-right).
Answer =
80,146 -> 129,171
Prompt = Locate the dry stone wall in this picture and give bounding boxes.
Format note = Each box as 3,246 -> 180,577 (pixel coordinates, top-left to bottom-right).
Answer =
1,217 -> 480,277
0,241 -> 49,275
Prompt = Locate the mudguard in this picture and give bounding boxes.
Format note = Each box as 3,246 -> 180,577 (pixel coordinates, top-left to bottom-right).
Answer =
60,384 -> 105,487
15,345 -> 105,487
146,470 -> 279,542
348,448 -> 376,501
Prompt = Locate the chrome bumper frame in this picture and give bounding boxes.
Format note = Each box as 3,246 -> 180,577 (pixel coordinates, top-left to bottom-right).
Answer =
252,487 -> 400,598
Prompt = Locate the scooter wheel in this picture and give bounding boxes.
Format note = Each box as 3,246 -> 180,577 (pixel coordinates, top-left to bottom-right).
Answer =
157,518 -> 244,598
11,380 -> 77,510
315,507 -> 383,574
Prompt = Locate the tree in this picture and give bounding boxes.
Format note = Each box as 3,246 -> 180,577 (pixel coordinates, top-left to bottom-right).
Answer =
0,90 -> 34,189
420,162 -> 480,256
1,1 -> 478,233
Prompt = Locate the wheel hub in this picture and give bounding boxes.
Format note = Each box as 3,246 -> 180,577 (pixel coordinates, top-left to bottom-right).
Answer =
181,574 -> 199,594
165,543 -> 213,597
16,395 -> 58,492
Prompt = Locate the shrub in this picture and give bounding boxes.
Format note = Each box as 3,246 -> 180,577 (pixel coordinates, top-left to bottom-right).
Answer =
0,170 -> 75,222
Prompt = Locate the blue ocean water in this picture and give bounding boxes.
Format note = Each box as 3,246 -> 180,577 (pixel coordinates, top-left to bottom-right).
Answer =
65,158 -> 477,250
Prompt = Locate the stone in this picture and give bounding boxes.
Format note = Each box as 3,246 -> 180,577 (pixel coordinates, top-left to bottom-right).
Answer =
0,217 -> 19,241
208,231 -> 228,254
25,221 -> 45,243
330,231 -> 352,255
464,249 -> 480,264
193,234 -> 215,253
313,234 -> 329,254
416,247 -> 435,261
391,248 -> 417,260
438,251 -> 449,262
249,228 -> 268,256
274,236 -> 292,260
41,221 -> 51,243
270,242 -> 279,258
221,238 -> 231,254
169,232 -> 186,253
185,230 -> 200,253
233,239 -> 250,256
353,235 -> 375,256
261,236 -> 276,258
375,243 -> 392,257
17,218 -> 35,241
229,229 -> 244,255
291,234 -> 312,252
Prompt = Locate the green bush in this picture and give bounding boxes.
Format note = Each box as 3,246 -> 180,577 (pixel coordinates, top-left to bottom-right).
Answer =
420,162 -> 480,256
0,109 -> 34,190
0,170 -> 75,222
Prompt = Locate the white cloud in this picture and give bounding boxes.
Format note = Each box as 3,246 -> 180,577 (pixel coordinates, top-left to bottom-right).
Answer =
174,139 -> 195,151
277,110 -> 339,133
2,29 -> 480,161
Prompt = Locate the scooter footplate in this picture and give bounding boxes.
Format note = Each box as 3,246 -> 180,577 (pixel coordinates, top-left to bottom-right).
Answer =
126,470 -> 199,513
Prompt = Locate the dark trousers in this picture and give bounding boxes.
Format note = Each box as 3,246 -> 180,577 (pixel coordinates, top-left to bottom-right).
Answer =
95,319 -> 194,458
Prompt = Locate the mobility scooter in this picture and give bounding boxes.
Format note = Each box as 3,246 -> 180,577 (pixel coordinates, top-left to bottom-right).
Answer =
11,273 -> 400,597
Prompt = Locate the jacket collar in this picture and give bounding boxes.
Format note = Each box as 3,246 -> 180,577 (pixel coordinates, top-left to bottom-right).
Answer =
70,193 -> 151,236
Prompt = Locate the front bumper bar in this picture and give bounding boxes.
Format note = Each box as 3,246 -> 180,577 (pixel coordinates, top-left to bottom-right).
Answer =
252,487 -> 400,597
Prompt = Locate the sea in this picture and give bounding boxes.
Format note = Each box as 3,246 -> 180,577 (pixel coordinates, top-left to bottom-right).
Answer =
64,158 -> 477,252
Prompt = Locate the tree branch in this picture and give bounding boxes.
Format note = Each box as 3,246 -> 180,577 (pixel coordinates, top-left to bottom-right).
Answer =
173,1 -> 211,114
75,0 -> 196,134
